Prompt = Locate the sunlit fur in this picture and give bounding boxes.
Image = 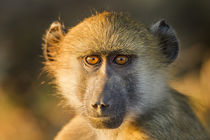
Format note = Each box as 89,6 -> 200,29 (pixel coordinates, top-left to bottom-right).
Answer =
43,11 -> 209,140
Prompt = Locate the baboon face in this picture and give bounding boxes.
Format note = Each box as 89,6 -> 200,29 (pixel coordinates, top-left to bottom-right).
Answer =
78,54 -> 138,129
61,51 -> 139,129
44,12 -> 179,129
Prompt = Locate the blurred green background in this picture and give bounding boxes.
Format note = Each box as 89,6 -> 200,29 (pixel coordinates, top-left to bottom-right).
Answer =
0,0 -> 210,139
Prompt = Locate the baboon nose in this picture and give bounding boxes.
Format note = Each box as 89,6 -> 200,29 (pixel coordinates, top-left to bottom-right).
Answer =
91,102 -> 110,109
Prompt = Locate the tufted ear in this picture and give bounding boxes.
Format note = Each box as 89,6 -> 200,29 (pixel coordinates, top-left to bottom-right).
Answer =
43,21 -> 67,61
150,19 -> 179,63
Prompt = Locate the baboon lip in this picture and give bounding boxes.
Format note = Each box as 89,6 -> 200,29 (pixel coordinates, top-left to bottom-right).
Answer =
88,115 -> 123,129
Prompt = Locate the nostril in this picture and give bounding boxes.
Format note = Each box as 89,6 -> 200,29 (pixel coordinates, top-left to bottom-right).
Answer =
91,104 -> 98,109
100,103 -> 110,108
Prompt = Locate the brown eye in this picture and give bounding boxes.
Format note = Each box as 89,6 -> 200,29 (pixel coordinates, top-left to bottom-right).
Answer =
114,55 -> 129,65
85,55 -> 100,65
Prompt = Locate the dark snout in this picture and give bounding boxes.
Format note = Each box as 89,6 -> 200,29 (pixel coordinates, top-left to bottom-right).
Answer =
86,78 -> 126,129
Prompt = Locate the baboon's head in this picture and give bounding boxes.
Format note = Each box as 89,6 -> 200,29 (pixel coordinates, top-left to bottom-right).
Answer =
43,12 -> 179,129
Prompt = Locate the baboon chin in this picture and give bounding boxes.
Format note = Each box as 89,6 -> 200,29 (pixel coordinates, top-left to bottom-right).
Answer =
43,11 -> 209,140
87,116 -> 123,129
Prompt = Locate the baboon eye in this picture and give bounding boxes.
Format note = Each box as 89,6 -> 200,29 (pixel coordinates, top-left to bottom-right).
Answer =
114,55 -> 129,65
85,55 -> 100,65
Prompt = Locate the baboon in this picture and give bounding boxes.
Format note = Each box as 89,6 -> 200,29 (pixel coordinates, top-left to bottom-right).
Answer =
43,11 -> 209,140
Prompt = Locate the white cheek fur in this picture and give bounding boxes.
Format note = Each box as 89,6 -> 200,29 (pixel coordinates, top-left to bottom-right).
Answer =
55,56 -> 83,108
126,60 -> 169,117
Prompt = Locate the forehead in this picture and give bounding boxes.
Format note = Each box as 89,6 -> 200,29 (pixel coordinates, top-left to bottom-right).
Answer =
61,12 -> 158,56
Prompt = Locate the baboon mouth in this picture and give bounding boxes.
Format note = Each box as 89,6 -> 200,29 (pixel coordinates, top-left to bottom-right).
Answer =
87,116 -> 123,129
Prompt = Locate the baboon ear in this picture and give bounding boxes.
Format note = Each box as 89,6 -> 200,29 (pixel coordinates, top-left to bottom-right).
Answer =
43,21 -> 67,61
150,19 -> 179,63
